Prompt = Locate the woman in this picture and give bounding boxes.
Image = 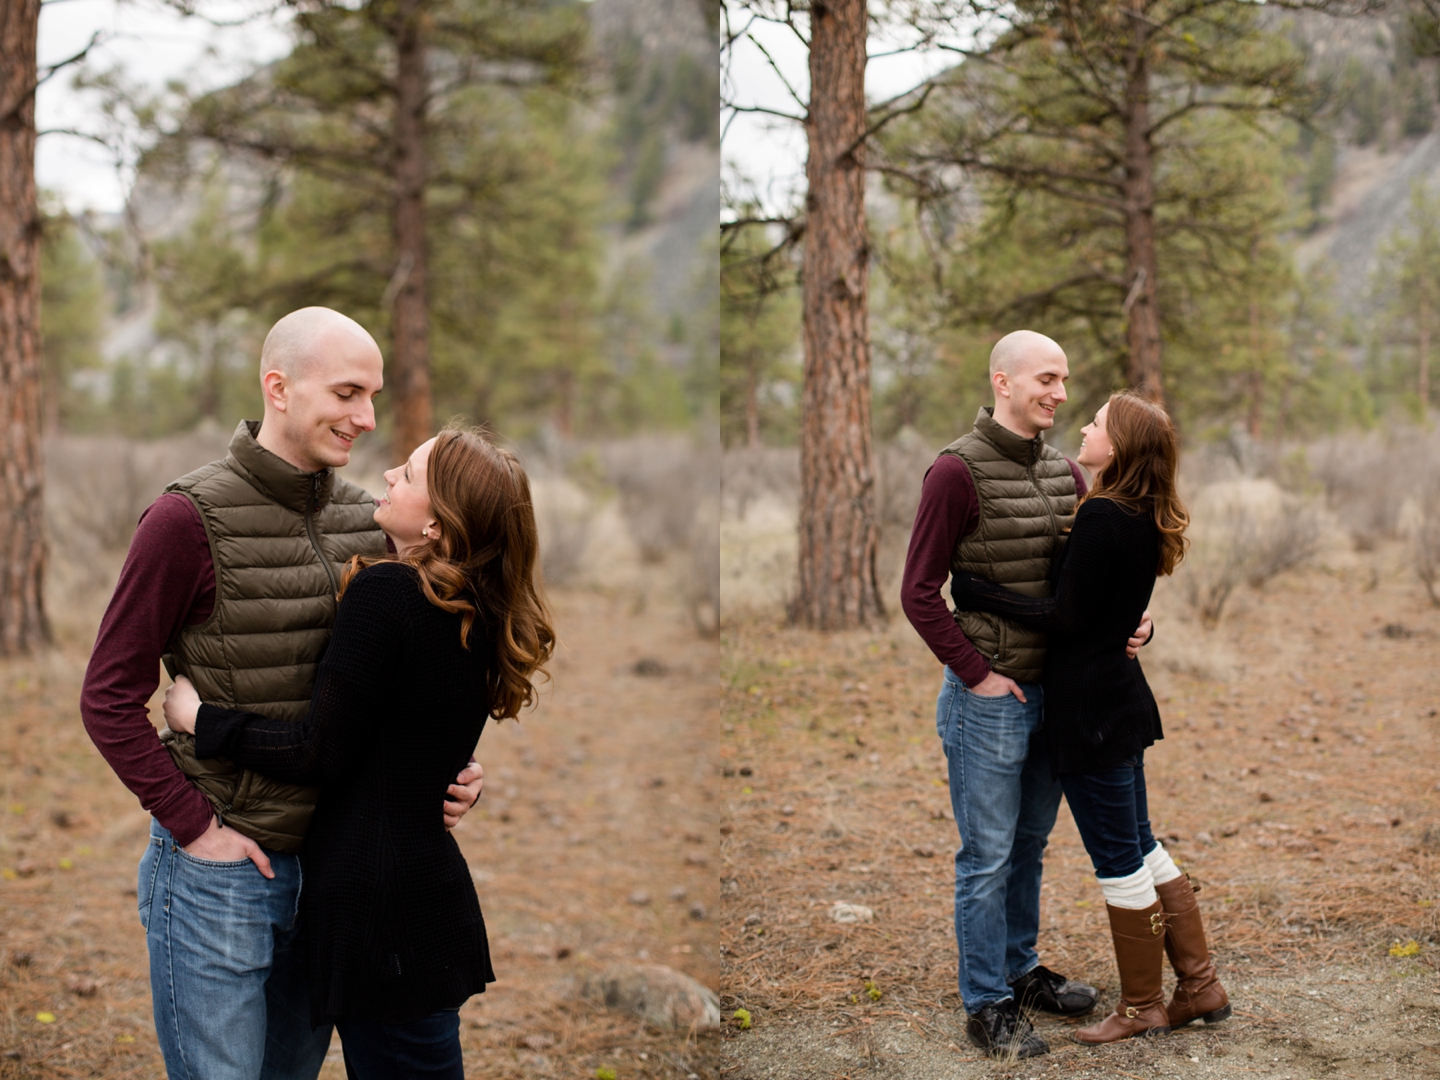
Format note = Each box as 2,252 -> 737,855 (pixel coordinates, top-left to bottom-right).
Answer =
950,391 -> 1228,1045
164,424 -> 555,1078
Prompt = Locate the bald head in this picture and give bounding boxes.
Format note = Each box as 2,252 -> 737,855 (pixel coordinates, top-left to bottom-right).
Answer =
254,306 -> 385,473
990,330 -> 1066,378
261,307 -> 379,380
989,329 -> 1069,438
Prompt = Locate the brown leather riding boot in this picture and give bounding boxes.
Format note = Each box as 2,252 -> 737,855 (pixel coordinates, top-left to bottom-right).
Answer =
1156,874 -> 1231,1028
1074,901 -> 1171,1045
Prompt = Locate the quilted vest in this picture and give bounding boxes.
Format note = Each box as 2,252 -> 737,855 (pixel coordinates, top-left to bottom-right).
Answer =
159,420 -> 386,853
941,407 -> 1078,683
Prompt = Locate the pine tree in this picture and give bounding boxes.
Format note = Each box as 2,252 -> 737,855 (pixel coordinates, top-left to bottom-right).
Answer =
1370,180 -> 1440,416
884,0 -> 1324,401
0,0 -> 50,653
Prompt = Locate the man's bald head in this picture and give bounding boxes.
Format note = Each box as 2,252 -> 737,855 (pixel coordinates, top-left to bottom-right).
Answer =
260,307 -> 379,380
988,329 -> 1069,438
254,307 -> 385,472
990,330 -> 1066,378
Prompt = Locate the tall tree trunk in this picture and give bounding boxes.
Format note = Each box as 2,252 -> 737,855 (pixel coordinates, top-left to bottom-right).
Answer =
1420,289 -> 1431,414
389,0 -> 433,457
796,0 -> 883,630
0,0 -> 50,654
1121,9 -> 1163,402
744,350 -> 760,447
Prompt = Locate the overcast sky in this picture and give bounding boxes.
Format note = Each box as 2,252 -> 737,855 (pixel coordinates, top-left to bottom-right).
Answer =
37,0 -> 291,213
722,7 -> 969,220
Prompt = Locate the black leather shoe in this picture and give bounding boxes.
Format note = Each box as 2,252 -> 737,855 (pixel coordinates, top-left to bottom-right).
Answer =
1009,965 -> 1099,1016
965,998 -> 1049,1059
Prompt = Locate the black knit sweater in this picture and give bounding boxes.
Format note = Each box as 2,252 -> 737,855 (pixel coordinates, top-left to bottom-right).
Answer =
950,496 -> 1164,775
194,562 -> 495,1025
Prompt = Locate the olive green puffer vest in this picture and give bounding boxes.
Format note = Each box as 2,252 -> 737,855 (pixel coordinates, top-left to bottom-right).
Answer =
942,407 -> 1078,683
159,420 -> 386,853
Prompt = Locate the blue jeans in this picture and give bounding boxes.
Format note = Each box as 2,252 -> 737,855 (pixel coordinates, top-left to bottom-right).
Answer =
138,821 -> 333,1080
1060,753 -> 1159,879
338,1009 -> 464,1079
936,667 -> 1062,1013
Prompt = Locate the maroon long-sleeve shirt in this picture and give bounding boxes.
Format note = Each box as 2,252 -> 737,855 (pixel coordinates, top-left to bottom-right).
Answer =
81,494 -> 219,847
900,453 -> 1086,687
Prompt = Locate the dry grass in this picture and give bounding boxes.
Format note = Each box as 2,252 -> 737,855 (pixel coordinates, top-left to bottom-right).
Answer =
0,588 -> 719,1079
718,550 -> 1440,1073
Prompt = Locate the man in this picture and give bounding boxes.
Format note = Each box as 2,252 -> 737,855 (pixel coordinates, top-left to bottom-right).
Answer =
81,307 -> 484,1080
900,330 -> 1152,1059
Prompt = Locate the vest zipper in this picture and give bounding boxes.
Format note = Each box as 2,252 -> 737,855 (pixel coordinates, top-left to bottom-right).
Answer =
1027,454 -> 1062,547
306,474 -> 340,598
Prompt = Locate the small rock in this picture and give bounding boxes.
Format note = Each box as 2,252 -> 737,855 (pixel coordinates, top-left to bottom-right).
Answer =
10,951 -> 32,968
1196,831 -> 1214,845
743,913 -> 761,927
1258,792 -> 1274,803
780,805 -> 795,816
688,903 -> 707,920
67,977 -> 97,997
627,891 -> 651,906
738,766 -> 753,777
14,861 -> 36,878
830,902 -> 874,924
520,1033 -> 554,1050
555,947 -> 572,960
912,846 -> 935,858
684,853 -> 709,866
580,963 -> 720,1029
49,810 -> 71,829
669,885 -> 688,902
632,658 -> 667,676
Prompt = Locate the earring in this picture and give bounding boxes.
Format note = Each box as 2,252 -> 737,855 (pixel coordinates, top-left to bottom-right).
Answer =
1108,449 -> 1114,456
422,527 -> 431,538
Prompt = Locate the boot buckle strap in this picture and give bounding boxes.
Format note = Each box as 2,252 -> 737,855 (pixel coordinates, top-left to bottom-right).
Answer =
1125,1006 -> 1139,1019
1149,912 -> 1165,935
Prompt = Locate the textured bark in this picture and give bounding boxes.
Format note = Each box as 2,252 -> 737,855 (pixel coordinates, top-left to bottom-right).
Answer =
1121,11 -> 1163,402
389,0 -> 434,457
796,0 -> 883,630
0,0 -> 50,654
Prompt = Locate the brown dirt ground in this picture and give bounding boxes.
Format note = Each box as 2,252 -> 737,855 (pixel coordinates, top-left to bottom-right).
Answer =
719,553 -> 1440,1079
0,588 -> 719,1080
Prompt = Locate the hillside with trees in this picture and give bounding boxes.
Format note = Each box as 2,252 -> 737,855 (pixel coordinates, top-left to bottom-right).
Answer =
721,4 -> 1440,449
41,0 -> 717,447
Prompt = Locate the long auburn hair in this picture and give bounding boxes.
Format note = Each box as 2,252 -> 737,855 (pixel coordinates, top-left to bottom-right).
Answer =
340,423 -> 556,720
1083,391 -> 1190,576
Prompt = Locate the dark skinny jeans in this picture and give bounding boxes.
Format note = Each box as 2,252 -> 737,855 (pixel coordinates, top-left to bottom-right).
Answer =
1060,753 -> 1160,880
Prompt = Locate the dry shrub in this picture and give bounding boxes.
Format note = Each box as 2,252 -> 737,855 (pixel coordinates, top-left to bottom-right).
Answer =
1404,435 -> 1440,606
1308,433 -> 1410,551
688,495 -> 720,636
1178,479 -> 1322,626
531,477 -> 597,587
603,437 -> 712,564
721,445 -> 798,521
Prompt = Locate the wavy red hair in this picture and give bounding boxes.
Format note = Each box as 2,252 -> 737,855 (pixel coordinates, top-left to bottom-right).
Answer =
340,423 -> 555,720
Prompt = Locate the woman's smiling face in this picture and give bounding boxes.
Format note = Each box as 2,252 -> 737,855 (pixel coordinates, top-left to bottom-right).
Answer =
1077,402 -> 1113,474
374,437 -> 437,553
